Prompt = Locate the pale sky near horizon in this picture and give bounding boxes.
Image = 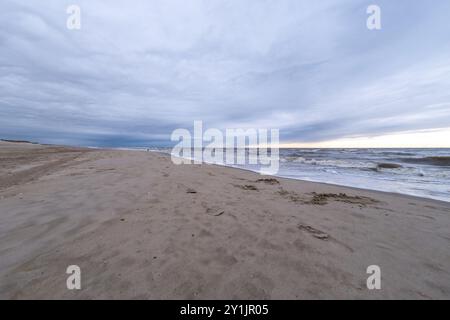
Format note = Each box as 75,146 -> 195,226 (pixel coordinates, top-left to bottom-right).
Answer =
1,0 -> 450,147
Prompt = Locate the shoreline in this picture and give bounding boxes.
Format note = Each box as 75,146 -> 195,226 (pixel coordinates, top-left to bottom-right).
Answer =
131,148 -> 450,204
1,140 -> 449,299
203,161 -> 450,205
2,139 -> 449,203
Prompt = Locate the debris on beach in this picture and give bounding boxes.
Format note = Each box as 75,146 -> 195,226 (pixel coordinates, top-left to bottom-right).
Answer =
256,178 -> 280,185
236,184 -> 259,191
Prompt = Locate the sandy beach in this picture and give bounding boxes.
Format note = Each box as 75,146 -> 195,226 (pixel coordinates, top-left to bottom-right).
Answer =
0,140 -> 449,299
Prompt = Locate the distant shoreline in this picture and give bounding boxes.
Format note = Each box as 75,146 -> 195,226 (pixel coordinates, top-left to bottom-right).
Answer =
2,138 -> 450,150
0,139 -> 38,144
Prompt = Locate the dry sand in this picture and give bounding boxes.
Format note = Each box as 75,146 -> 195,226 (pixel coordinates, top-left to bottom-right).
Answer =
0,140 -> 449,299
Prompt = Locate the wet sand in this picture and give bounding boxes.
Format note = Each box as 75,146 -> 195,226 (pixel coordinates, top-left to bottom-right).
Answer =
0,140 -> 449,299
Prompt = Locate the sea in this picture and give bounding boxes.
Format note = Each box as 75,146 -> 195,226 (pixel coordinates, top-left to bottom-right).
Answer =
127,147 -> 450,202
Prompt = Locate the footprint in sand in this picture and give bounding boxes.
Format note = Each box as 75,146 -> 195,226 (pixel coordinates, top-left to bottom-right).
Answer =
202,202 -> 225,216
186,188 -> 197,194
255,178 -> 280,185
206,208 -> 224,216
235,184 -> 259,191
297,224 -> 329,240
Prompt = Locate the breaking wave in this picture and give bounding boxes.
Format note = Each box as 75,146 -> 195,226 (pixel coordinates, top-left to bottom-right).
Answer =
399,156 -> 450,167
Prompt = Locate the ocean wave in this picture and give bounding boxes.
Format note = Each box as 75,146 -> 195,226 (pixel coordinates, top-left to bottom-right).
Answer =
282,156 -> 450,178
376,163 -> 403,169
399,156 -> 450,167
285,156 -> 374,169
378,152 -> 417,156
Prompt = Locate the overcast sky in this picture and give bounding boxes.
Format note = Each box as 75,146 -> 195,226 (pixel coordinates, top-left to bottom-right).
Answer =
1,0 -> 450,147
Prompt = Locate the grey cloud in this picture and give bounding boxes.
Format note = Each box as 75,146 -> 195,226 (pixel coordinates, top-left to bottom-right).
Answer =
1,0 -> 450,146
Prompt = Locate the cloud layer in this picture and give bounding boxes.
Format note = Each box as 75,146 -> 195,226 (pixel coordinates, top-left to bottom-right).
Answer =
1,0 -> 450,146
